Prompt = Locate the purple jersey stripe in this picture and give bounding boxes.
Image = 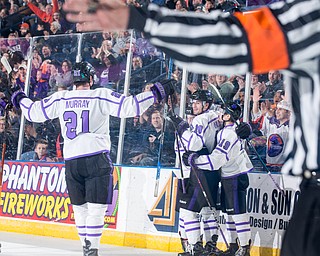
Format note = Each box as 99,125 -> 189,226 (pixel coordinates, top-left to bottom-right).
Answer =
117,96 -> 126,117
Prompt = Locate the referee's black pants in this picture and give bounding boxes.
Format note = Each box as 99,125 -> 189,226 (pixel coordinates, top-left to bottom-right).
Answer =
281,176 -> 320,256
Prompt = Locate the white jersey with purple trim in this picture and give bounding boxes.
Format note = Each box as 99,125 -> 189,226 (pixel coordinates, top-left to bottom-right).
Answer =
174,110 -> 221,178
194,123 -> 253,178
181,110 -> 221,153
260,116 -> 290,165
19,88 -> 156,160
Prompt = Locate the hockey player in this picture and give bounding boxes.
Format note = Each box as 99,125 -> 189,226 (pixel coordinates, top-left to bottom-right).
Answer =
10,61 -> 175,256
183,102 -> 253,256
167,90 -> 222,256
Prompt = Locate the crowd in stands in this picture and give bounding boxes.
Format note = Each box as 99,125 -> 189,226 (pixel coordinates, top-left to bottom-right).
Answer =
0,0 -> 291,173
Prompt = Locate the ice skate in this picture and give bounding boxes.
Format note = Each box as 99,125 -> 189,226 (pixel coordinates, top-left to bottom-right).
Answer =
203,235 -> 223,255
234,241 -> 251,256
220,242 -> 239,256
83,239 -> 99,256
191,241 -> 206,256
177,237 -> 192,256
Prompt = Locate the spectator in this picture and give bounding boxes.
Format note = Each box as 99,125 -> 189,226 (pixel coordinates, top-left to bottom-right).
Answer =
48,59 -> 61,91
250,74 -> 265,93
127,109 -> 175,166
56,59 -> 73,89
0,115 -> 17,160
232,75 -> 246,101
214,74 -> 235,102
264,100 -> 291,171
26,0 -> 59,25
32,68 -> 49,100
130,56 -> 147,94
41,44 -> 52,60
207,73 -> 217,87
261,70 -> 284,100
112,30 -> 131,55
16,63 -> 36,92
252,87 -> 290,170
52,11 -> 71,33
190,0 -> 204,11
22,121 -> 40,154
215,0 -> 240,13
32,20 -> 47,37
96,52 -> 121,89
6,31 -> 23,53
135,32 -> 160,63
18,22 -> 30,37
203,0 -> 215,13
187,82 -> 200,94
31,48 -> 43,72
253,100 -> 291,172
21,138 -> 54,161
7,107 -> 20,138
49,20 -> 62,36
175,0 -> 188,11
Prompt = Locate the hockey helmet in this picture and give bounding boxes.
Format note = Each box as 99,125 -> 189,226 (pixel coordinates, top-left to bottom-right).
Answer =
73,61 -> 96,84
190,90 -> 214,108
224,102 -> 242,121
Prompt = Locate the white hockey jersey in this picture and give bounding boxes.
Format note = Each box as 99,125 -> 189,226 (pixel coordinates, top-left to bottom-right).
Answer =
19,88 -> 156,160
175,110 -> 221,178
194,123 -> 253,178
260,116 -> 290,165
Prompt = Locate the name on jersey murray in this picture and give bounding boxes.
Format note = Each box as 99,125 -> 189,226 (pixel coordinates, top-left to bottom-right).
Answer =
65,99 -> 90,109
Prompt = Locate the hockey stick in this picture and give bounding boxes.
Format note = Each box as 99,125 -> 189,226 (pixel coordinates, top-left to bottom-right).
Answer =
154,59 -> 174,197
175,131 -> 186,194
154,100 -> 169,197
1,56 -> 12,74
245,138 -> 285,197
0,55 -> 12,192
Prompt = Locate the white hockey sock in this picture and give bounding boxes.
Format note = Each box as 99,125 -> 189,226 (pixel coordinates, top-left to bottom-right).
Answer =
200,206 -> 219,243
179,216 -> 187,239
180,208 -> 201,245
86,203 -> 108,249
226,215 -> 238,243
232,213 -> 251,246
73,203 -> 89,246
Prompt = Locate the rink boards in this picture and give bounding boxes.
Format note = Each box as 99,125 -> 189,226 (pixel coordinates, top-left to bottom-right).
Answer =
0,161 -> 301,255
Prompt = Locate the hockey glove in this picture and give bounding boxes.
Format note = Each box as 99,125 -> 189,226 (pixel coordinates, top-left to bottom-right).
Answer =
11,90 -> 27,109
150,79 -> 176,102
236,122 -> 252,140
166,112 -> 189,137
182,151 -> 199,168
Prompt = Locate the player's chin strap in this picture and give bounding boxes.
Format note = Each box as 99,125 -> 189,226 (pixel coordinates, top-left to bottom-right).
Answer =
234,120 -> 286,197
174,119 -> 229,249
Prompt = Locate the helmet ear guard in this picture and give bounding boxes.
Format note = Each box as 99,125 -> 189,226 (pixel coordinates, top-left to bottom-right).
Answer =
73,61 -> 96,84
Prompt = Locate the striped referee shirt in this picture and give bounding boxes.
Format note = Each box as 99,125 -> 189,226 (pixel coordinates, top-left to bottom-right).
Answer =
128,0 -> 320,176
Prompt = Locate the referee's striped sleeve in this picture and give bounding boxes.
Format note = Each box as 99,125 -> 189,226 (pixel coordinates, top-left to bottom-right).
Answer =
128,0 -> 320,75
